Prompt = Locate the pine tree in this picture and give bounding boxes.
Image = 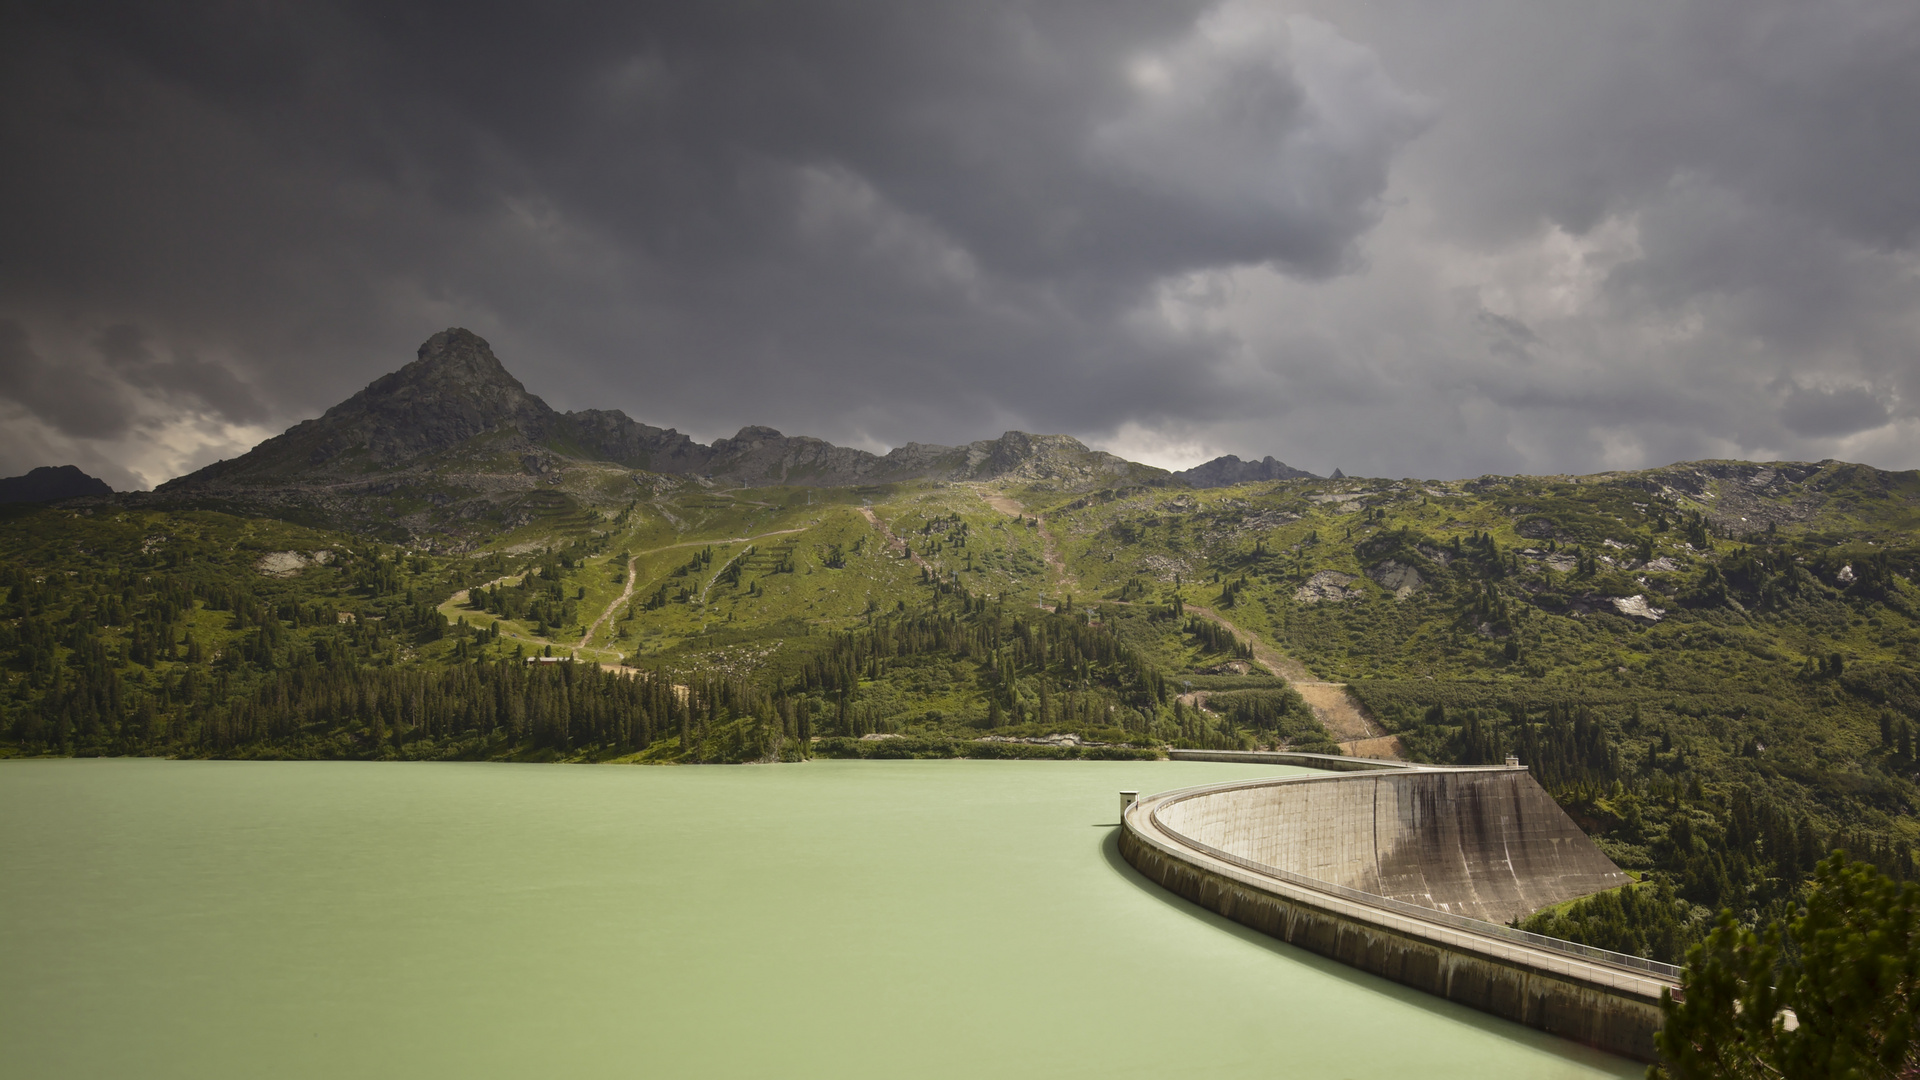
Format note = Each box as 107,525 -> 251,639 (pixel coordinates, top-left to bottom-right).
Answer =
1653,854 -> 1919,1079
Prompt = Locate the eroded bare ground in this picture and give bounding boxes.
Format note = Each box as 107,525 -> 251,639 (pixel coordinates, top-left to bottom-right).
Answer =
1341,735 -> 1409,759
1186,603 -> 1400,760
857,506 -> 926,569
977,490 -> 1077,597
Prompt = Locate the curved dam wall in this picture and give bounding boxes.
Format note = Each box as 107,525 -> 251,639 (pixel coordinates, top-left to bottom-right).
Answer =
1156,767 -> 1630,924
1122,763 -> 1673,1062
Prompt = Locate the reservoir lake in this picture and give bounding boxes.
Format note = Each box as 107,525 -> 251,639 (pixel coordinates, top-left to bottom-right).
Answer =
0,759 -> 1639,1078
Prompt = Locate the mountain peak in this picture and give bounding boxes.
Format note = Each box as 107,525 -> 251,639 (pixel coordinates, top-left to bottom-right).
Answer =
1172,454 -> 1319,488
398,328 -> 527,394
345,328 -> 536,416
305,328 -> 552,466
725,425 -> 785,444
0,464 -> 112,504
161,328 -> 558,490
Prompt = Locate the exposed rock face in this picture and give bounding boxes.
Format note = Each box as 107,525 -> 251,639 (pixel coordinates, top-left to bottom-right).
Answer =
590,425 -> 1150,488
0,465 -> 112,504
1626,458 -> 1869,532
1611,595 -> 1665,622
1173,454 -> 1319,488
1367,560 -> 1423,599
946,431 -> 1146,486
555,408 -> 710,471
166,329 -> 557,488
255,550 -> 334,577
1295,570 -> 1359,603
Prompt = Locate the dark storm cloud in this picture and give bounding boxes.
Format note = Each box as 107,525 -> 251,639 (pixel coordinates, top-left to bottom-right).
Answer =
0,0 -> 1435,481
96,323 -> 270,424
1332,0 -> 1920,248
0,318 -> 135,440
1780,385 -> 1892,439
0,0 -> 1916,484
1190,0 -> 1920,476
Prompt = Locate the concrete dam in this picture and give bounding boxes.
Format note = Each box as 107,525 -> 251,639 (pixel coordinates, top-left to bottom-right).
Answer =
1122,753 -> 1679,1061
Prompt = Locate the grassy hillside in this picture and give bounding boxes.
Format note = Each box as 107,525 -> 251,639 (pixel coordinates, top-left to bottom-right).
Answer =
6,456 -> 1919,963
0,480 -> 1284,765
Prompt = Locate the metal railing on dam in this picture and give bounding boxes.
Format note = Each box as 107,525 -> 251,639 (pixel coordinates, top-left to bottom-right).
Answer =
1124,752 -> 1680,1061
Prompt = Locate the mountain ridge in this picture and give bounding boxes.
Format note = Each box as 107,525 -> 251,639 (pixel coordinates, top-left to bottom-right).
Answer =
154,329 -> 1164,537
1173,454 -> 1320,487
146,328 -> 1920,547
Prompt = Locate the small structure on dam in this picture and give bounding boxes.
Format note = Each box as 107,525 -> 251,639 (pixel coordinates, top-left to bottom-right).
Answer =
1124,752 -> 1678,1062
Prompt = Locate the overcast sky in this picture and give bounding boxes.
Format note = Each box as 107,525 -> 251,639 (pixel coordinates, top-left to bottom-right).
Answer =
3,0 -> 1917,489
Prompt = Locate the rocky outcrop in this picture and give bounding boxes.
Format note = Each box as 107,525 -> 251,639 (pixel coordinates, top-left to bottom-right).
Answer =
255,550 -> 335,577
1295,570 -> 1359,603
1366,560 -> 1423,599
1611,595 -> 1665,622
553,408 -> 711,472
1173,454 -> 1319,488
0,465 -> 112,504
558,423 -> 1154,489
946,431 -> 1149,486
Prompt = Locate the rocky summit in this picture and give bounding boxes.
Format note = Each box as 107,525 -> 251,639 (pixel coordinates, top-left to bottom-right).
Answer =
166,329 -> 558,485
1174,454 -> 1319,487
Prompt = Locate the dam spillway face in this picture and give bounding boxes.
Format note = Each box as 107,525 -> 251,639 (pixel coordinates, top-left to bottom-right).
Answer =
1124,757 -> 1672,1062
1154,768 -> 1629,924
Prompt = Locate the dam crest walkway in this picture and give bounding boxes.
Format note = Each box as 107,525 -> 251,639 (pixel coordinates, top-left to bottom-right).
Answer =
1124,750 -> 1681,1062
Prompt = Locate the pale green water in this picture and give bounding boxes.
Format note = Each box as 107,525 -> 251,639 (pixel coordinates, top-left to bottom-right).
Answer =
0,759 -> 1638,1079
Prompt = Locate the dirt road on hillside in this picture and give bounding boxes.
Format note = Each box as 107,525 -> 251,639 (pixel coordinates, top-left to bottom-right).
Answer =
977,491 -> 1077,597
857,507 -> 926,569
578,553 -> 639,650
1185,603 -> 1400,759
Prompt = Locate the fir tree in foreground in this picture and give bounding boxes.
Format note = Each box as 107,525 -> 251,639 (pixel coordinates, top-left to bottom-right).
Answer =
1652,853 -> 1918,1080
